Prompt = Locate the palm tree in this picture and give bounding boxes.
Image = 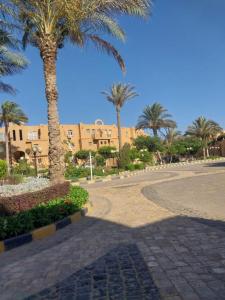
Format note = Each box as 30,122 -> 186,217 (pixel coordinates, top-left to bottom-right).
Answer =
186,116 -> 222,159
9,0 -> 151,183
0,5 -> 28,94
0,101 -> 28,174
136,103 -> 177,137
102,83 -> 138,151
163,128 -> 181,146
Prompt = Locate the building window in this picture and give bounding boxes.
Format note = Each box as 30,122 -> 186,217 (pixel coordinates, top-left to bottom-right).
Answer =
12,130 -> 16,141
104,141 -> 107,145
86,129 -> 90,135
67,130 -> 73,138
89,142 -> 92,145
108,130 -> 112,137
38,158 -> 42,164
38,129 -> 41,139
92,129 -> 95,135
19,129 -> 23,141
28,131 -> 38,140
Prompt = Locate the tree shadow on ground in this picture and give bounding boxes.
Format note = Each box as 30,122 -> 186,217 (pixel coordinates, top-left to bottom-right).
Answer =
203,161 -> 225,168
11,213 -> 225,300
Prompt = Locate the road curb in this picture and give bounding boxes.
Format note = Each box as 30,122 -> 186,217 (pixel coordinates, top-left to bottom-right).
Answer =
70,158 -> 225,186
0,203 -> 92,253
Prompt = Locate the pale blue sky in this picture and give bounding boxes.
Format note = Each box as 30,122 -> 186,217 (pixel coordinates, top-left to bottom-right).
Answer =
1,0 -> 225,132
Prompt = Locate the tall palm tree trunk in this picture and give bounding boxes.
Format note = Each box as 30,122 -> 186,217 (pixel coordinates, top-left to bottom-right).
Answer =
40,37 -> 64,183
116,107 -> 122,152
153,128 -> 158,137
4,123 -> 10,174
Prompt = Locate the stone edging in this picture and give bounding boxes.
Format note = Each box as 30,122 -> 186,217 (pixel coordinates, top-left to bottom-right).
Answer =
70,158 -> 225,186
0,203 -> 92,253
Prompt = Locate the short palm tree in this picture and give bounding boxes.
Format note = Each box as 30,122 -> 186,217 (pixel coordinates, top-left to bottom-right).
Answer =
102,83 -> 138,151
0,101 -> 28,174
163,128 -> 181,146
136,103 -> 177,137
9,0 -> 151,183
186,116 -> 222,159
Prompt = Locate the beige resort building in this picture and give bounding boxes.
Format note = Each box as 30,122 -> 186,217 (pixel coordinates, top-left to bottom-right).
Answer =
0,119 -> 144,168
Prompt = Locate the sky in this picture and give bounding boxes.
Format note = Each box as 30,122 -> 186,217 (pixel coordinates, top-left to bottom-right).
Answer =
2,0 -> 225,133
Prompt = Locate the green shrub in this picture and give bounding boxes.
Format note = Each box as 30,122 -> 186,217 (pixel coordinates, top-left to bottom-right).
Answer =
125,163 -> 135,171
0,160 -> 7,179
12,160 -> 35,176
139,150 -> 153,164
134,163 -> 145,170
93,168 -> 105,177
65,164 -> 89,179
118,143 -> 131,168
95,155 -> 106,167
0,186 -> 88,241
98,146 -> 117,159
75,150 -> 96,160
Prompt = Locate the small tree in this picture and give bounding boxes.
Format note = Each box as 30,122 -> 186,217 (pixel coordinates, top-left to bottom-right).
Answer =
98,146 -> 117,159
118,143 -> 131,168
95,155 -> 106,167
75,150 -> 90,160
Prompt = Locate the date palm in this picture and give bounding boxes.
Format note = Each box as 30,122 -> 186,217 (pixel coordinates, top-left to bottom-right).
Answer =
9,0 -> 151,183
0,101 -> 28,174
163,128 -> 181,146
136,103 -> 177,137
0,10 -> 28,94
186,116 -> 222,159
103,83 -> 138,151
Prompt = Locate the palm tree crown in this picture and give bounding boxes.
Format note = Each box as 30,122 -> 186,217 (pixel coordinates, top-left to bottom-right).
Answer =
0,101 -> 28,173
163,128 -> 181,146
102,83 -> 138,111
186,116 -> 222,141
136,102 -> 177,137
11,0 -> 151,72
0,5 -> 28,94
103,83 -> 138,152
0,101 -> 28,126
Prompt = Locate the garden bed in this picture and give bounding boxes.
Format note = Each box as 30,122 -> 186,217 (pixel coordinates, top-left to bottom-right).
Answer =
0,181 -> 70,215
0,185 -> 88,241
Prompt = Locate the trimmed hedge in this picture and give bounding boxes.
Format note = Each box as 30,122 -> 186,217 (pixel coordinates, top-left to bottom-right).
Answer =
0,181 -> 70,216
0,186 -> 88,241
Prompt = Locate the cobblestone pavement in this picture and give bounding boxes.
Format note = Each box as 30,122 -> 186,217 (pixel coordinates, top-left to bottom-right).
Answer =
0,161 -> 225,300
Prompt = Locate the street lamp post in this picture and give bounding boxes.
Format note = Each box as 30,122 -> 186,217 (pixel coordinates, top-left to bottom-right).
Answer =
32,145 -> 42,177
89,151 -> 93,181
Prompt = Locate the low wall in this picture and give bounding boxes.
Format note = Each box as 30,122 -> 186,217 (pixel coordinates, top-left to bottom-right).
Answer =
0,181 -> 70,216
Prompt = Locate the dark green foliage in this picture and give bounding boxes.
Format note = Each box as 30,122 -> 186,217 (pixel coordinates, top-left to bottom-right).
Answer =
129,148 -> 140,161
139,150 -> 153,164
12,160 -> 35,176
172,138 -> 202,156
98,146 -> 117,159
0,186 -> 88,240
125,163 -> 135,171
95,155 -> 106,167
64,151 -> 73,164
134,136 -> 164,153
0,160 -> 7,179
118,143 -> 131,168
65,165 -> 90,180
133,163 -> 145,170
75,150 -> 90,160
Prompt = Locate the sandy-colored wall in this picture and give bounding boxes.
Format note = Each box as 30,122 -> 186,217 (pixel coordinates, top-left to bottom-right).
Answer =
0,123 -> 145,167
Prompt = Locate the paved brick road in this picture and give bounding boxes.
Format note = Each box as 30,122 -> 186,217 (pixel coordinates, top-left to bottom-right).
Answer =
0,161 -> 225,300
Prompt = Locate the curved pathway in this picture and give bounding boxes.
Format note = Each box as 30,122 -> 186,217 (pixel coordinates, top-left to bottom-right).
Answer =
0,161 -> 225,300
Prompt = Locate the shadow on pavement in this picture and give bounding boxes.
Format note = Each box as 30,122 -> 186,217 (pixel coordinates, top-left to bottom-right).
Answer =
16,213 -> 225,300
